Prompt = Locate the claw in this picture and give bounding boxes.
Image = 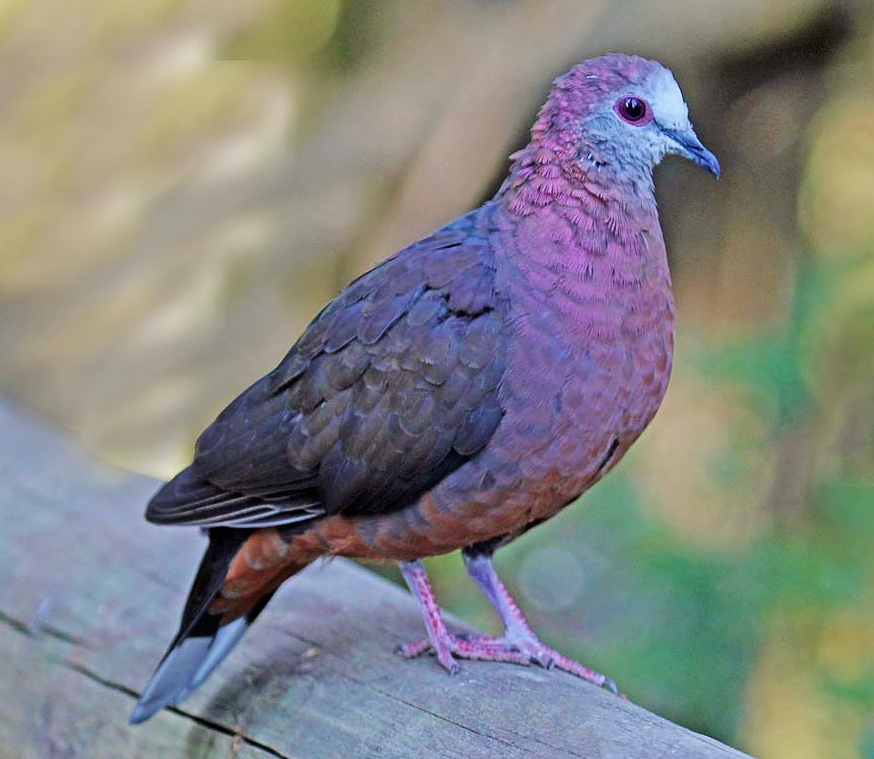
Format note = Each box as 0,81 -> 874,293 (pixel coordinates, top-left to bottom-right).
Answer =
398,558 -> 620,694
399,629 -> 615,690
602,676 -> 620,695
396,637 -> 459,674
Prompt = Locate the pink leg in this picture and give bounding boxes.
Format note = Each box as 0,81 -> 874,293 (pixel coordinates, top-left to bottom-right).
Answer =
397,556 -> 618,693
463,552 -> 618,692
398,560 -> 459,674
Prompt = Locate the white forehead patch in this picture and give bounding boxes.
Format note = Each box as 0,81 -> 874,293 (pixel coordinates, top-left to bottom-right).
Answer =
645,68 -> 690,130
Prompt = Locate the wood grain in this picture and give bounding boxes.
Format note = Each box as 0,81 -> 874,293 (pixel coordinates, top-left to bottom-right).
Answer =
0,395 -> 752,758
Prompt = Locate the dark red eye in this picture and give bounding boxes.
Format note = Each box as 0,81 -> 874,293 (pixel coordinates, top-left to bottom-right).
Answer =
615,96 -> 651,125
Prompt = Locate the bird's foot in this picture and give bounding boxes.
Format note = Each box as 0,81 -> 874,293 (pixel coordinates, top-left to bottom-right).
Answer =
397,631 -> 619,694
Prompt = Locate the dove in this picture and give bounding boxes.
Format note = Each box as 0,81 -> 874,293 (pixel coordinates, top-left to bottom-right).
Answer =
131,52 -> 719,724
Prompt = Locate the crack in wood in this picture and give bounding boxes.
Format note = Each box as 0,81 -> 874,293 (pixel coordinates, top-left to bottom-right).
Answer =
0,607 -> 290,759
0,608 -> 32,636
0,605 -> 86,646
60,659 -> 291,759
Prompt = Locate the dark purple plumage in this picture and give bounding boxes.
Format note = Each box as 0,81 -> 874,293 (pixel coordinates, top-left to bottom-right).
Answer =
131,53 -> 718,724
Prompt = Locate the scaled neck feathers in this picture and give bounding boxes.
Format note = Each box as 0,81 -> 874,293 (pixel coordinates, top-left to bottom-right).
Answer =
495,90 -> 659,230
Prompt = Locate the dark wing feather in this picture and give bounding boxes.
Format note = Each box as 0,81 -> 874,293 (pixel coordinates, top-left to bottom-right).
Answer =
146,210 -> 506,528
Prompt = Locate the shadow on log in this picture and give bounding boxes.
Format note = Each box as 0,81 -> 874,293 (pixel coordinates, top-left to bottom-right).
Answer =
0,395 -> 752,758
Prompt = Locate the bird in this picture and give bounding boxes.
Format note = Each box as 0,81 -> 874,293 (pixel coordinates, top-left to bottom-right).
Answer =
130,52 -> 719,724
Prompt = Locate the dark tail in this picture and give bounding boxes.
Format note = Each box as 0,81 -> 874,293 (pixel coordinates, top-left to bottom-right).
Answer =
130,530 -> 273,724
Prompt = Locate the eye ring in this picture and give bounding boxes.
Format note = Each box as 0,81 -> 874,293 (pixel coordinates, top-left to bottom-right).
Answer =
614,96 -> 652,125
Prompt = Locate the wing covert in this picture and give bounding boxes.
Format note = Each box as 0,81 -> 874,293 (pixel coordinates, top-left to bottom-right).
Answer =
146,211 -> 507,528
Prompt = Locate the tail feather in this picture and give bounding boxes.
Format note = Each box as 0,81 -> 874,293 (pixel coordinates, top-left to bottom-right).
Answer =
130,629 -> 236,724
130,530 -> 270,724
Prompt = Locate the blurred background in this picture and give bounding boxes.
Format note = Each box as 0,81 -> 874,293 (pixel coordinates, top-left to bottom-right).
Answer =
1,0 -> 873,755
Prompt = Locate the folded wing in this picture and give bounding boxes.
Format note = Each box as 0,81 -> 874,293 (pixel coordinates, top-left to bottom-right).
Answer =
146,212 -> 507,529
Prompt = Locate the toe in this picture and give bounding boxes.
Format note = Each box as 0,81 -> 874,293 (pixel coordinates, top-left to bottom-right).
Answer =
396,638 -> 431,659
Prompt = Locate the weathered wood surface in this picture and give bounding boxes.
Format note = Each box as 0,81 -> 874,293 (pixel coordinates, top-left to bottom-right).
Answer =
0,395 -> 752,759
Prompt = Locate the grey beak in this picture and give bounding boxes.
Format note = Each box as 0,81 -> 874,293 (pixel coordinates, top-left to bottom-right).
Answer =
662,127 -> 720,178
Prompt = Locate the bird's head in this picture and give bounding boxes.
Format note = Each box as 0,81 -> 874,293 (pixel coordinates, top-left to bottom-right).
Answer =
534,53 -> 720,183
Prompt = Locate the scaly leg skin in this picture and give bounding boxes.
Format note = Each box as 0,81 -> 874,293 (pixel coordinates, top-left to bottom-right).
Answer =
397,559 -> 460,674
397,555 -> 619,694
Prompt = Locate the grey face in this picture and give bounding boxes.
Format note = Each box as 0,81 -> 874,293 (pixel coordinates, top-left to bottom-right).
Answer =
608,66 -> 720,177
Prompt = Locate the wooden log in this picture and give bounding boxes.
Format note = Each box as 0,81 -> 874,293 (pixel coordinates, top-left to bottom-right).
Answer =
0,395 -> 752,758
